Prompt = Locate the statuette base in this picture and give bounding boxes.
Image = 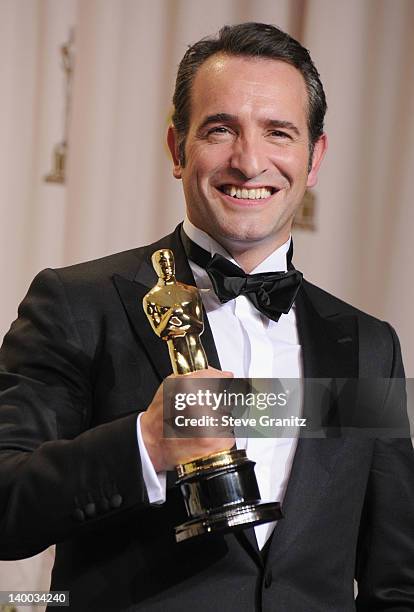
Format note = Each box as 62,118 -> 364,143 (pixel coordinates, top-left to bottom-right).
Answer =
175,448 -> 282,542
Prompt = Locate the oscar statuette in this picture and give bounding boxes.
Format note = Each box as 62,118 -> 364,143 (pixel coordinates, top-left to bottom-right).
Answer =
143,249 -> 282,542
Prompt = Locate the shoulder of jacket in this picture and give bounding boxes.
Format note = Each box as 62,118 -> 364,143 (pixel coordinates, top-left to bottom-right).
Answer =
45,228 -> 179,286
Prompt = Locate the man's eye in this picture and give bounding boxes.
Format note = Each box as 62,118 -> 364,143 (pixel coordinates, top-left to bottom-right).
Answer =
207,126 -> 231,135
270,130 -> 292,139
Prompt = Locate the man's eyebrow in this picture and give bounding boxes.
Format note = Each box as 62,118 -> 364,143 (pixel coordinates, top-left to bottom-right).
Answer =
197,113 -> 238,131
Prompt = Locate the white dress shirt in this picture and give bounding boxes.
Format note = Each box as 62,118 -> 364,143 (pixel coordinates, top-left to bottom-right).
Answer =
137,217 -> 302,549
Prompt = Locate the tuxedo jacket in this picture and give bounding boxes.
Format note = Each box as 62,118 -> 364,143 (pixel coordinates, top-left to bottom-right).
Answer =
0,225 -> 413,611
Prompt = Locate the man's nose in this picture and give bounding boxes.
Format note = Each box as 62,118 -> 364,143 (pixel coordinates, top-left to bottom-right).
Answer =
229,137 -> 268,179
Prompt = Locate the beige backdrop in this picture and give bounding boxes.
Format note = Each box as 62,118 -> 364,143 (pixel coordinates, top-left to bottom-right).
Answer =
0,0 -> 413,607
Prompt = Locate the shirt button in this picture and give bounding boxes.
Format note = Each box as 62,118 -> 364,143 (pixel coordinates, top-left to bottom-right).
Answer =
72,508 -> 85,522
110,494 -> 123,509
264,569 -> 273,588
100,497 -> 110,512
85,502 -> 96,518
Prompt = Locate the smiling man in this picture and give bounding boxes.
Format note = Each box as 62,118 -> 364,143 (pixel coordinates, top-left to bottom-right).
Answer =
167,53 -> 326,271
0,22 -> 413,612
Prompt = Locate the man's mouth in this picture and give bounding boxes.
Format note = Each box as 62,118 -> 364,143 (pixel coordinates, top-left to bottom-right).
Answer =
217,184 -> 277,200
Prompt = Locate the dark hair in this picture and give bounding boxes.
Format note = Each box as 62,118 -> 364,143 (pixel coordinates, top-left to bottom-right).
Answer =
172,22 -> 327,166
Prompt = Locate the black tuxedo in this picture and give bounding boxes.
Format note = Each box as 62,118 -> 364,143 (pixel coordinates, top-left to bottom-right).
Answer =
0,225 -> 413,611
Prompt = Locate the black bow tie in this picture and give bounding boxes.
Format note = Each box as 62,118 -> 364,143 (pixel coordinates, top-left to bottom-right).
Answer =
180,228 -> 302,322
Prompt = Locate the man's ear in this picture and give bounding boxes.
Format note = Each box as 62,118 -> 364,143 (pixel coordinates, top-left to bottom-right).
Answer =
167,125 -> 182,179
306,133 -> 328,188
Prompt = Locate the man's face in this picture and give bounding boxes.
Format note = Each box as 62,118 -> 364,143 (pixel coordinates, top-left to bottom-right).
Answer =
168,54 -> 327,257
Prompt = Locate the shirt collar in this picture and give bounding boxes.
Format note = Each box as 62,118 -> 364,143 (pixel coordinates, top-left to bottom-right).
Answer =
183,216 -> 291,273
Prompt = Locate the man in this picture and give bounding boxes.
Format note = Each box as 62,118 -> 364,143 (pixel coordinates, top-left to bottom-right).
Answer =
0,22 -> 413,612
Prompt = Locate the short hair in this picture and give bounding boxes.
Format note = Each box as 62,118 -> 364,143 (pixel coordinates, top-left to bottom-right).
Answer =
172,22 -> 327,166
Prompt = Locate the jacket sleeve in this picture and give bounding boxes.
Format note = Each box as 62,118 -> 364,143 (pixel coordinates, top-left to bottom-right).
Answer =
355,323 -> 414,610
0,269 -> 150,560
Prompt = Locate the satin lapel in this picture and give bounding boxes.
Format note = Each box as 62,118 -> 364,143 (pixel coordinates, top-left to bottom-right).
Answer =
295,282 -> 358,379
113,225 -> 221,385
113,271 -> 172,383
267,281 -> 359,563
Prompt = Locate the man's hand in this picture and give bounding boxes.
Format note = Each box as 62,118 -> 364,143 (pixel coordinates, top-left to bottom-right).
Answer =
140,367 -> 234,472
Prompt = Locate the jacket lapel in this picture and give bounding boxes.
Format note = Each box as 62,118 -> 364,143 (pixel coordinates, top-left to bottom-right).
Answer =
113,224 -> 221,385
295,282 -> 358,379
266,281 -> 359,563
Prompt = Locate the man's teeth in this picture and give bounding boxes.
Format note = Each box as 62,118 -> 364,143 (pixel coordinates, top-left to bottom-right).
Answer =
222,186 -> 273,199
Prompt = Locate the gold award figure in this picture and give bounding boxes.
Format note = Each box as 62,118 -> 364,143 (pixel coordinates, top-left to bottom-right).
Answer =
143,249 -> 207,375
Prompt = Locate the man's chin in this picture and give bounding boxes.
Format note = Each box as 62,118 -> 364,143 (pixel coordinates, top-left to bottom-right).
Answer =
188,207 -> 291,249
210,221 -> 285,249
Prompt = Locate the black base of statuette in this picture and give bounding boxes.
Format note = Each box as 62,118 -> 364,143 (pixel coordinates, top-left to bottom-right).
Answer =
174,449 -> 283,543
